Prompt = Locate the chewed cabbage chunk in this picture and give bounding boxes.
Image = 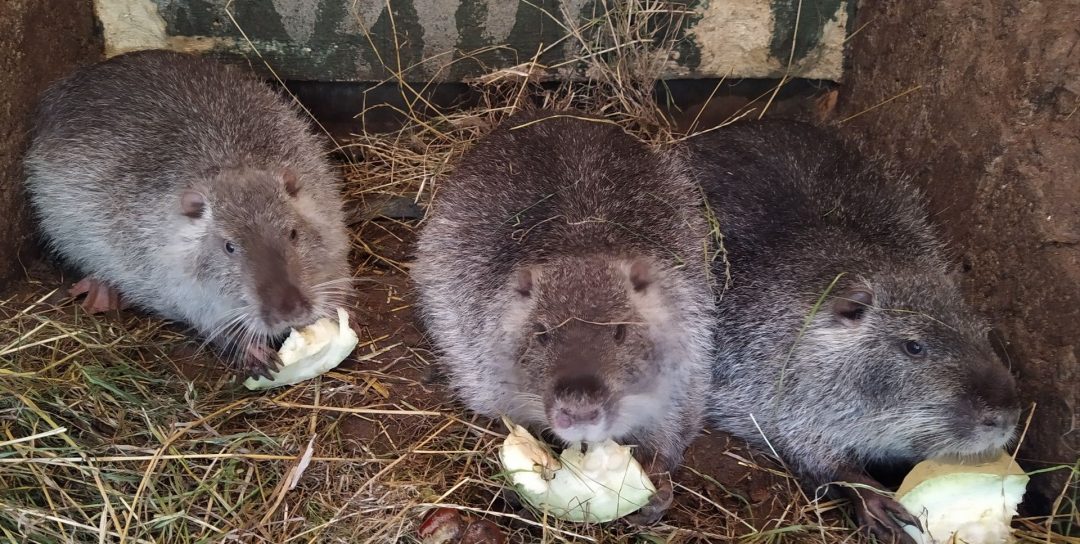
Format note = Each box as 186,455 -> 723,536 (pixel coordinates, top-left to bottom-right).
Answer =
896,451 -> 1029,544
497,421 -> 656,523
243,308 -> 358,390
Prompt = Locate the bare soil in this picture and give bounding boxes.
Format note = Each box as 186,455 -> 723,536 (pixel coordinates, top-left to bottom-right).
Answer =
834,0 -> 1080,510
0,0 -> 100,283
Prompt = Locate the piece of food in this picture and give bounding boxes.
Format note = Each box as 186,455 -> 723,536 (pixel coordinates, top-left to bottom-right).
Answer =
459,520 -> 504,544
497,421 -> 656,523
417,508 -> 467,544
417,508 -> 505,544
896,450 -> 1029,544
243,308 -> 359,390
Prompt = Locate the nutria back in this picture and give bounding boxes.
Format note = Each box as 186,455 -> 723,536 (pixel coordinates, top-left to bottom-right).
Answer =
23,50 -> 352,373
413,111 -> 715,483
685,119 -> 1019,533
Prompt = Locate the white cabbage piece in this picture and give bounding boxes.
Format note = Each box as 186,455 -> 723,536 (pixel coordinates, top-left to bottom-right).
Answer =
896,451 -> 1029,544
243,308 -> 359,391
497,421 -> 656,523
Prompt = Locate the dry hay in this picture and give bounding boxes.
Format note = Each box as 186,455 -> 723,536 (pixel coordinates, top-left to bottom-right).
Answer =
2,0 -> 1078,542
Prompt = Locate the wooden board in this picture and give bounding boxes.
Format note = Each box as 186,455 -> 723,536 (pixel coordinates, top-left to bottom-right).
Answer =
94,0 -> 853,82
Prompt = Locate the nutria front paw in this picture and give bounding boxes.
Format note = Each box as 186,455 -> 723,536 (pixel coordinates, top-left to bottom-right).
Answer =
240,344 -> 283,381
847,487 -> 919,544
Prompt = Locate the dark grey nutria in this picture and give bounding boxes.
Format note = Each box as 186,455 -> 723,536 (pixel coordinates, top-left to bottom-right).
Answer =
412,110 -> 715,523
685,120 -> 1020,542
23,50 -> 353,379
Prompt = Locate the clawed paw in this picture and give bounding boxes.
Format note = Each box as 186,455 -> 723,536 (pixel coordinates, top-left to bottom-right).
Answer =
240,344 -> 283,381
850,488 -> 920,544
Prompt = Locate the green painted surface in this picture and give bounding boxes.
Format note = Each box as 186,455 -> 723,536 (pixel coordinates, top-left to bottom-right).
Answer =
768,0 -> 845,65
670,0 -> 704,73
448,0 -> 566,81
452,0 -> 495,79
360,0 -> 426,79
122,0 -> 853,82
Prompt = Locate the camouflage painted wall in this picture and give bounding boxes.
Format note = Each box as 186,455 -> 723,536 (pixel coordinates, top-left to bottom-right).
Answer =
94,0 -> 853,82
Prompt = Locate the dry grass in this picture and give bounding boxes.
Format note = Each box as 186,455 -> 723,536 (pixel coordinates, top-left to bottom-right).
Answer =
2,0 -> 1078,543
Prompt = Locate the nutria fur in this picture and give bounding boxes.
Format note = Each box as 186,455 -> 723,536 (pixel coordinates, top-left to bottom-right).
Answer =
413,110 -> 715,523
686,120 -> 1020,542
23,50 -> 353,378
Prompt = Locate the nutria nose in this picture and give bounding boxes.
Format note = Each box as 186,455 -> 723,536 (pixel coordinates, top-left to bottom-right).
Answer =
967,360 -> 1020,412
551,374 -> 607,430
981,408 -> 1020,431
554,406 -> 601,428
264,282 -> 312,326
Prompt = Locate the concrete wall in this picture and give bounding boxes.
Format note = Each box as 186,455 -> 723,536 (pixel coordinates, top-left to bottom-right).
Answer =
0,0 -> 102,284
838,0 -> 1080,509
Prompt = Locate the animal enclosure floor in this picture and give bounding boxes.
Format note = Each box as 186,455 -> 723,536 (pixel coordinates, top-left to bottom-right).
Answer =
1,221 -> 882,543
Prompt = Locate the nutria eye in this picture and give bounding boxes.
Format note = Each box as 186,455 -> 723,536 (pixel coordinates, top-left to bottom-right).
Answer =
224,241 -> 236,254
534,324 -> 550,345
289,229 -> 298,241
614,324 -> 626,343
903,340 -> 925,357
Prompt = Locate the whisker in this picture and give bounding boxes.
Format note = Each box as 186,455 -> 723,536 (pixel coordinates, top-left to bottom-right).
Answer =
198,305 -> 257,354
199,312 -> 251,352
312,277 -> 359,289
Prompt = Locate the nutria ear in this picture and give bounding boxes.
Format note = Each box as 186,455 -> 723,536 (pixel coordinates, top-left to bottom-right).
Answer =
282,169 -> 301,197
833,288 -> 874,325
180,190 -> 206,218
628,258 -> 653,292
515,267 -> 534,297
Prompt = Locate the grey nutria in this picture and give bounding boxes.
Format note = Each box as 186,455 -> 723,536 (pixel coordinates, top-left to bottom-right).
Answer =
23,50 -> 354,379
685,120 -> 1020,542
412,110 -> 715,523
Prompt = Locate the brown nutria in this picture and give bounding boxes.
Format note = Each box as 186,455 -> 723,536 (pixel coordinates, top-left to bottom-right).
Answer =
685,119 -> 1021,542
412,110 -> 716,524
23,50 -> 354,379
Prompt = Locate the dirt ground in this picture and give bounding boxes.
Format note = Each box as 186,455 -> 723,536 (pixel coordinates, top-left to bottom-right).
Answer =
3,221 -> 837,542
834,0 -> 1080,509
0,0 -> 100,283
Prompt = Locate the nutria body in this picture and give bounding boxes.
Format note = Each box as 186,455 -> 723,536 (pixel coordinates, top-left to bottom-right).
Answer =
23,50 -> 353,377
413,110 -> 715,523
685,120 -> 1020,542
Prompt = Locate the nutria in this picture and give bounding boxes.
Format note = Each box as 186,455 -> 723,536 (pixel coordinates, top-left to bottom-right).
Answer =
413,110 -> 716,523
686,120 -> 1020,542
23,50 -> 354,378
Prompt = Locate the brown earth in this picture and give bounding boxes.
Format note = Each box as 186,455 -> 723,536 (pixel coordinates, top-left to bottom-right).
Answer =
0,0 -> 101,285
835,0 -> 1080,510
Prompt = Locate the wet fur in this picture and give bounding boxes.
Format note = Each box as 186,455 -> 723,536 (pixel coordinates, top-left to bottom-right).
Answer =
684,120 -> 1020,494
23,50 -> 352,366
413,111 -> 715,472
